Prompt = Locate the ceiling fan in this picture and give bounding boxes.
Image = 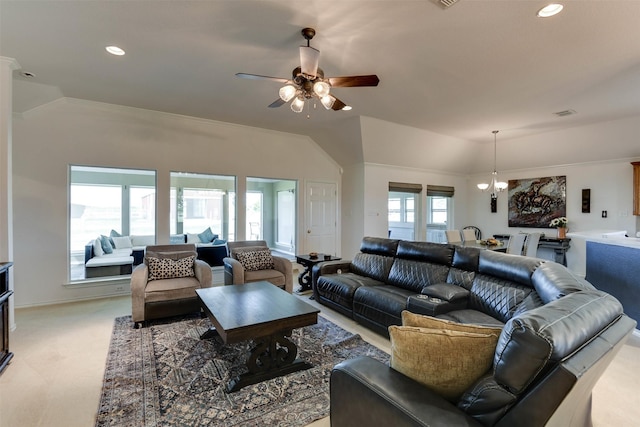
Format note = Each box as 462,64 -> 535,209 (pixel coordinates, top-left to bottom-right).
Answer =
236,27 -> 379,114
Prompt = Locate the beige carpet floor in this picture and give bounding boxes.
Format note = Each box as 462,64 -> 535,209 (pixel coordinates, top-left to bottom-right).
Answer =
0,292 -> 638,426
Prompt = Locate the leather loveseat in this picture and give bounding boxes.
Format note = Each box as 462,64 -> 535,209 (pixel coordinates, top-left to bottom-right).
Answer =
313,237 -> 636,426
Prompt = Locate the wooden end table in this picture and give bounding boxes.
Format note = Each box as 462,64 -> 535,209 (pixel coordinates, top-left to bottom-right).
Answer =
295,254 -> 341,293
195,281 -> 320,392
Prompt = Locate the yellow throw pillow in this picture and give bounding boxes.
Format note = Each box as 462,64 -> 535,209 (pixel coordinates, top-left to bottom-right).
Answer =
389,313 -> 501,402
401,310 -> 503,336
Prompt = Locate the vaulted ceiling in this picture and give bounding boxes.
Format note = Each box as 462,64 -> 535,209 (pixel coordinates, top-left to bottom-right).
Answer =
3,0 -> 640,170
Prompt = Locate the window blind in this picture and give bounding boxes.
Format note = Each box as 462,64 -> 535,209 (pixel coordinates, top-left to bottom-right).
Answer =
388,182 -> 422,193
427,185 -> 454,197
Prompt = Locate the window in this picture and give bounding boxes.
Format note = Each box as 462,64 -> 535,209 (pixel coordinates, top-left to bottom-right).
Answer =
388,182 -> 422,241
426,185 -> 454,243
69,166 -> 156,281
246,177 -> 297,254
170,172 -> 236,240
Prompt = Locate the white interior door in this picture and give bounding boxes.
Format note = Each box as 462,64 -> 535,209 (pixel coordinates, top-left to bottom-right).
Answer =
305,181 -> 337,255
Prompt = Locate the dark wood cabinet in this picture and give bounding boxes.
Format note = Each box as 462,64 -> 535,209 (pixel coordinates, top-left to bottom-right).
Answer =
0,262 -> 13,375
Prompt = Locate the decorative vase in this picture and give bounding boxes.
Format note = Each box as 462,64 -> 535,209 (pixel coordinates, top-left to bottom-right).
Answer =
557,227 -> 567,239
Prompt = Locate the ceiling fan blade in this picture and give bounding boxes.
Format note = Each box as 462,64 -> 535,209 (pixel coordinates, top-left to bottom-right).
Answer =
331,96 -> 347,111
328,75 -> 380,87
299,46 -> 320,77
236,73 -> 289,84
268,98 -> 286,108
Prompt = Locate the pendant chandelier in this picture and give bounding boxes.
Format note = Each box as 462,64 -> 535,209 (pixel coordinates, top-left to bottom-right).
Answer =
477,130 -> 508,197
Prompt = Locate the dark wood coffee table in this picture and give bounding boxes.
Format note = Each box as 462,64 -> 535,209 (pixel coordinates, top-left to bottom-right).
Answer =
195,281 -> 320,392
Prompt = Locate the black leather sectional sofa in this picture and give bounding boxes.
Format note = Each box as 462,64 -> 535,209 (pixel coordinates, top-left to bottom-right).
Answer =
312,237 -> 636,426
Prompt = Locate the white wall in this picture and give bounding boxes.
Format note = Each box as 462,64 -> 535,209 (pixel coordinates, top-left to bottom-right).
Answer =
12,98 -> 341,307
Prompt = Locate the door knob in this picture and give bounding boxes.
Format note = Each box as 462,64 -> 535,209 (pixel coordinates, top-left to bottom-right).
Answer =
307,230 -> 311,233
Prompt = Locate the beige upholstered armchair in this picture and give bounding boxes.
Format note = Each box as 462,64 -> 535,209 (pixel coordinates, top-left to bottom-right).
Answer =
224,240 -> 293,293
131,244 -> 212,327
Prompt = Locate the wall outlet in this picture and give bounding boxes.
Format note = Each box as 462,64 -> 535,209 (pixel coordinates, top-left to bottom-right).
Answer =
115,285 -> 124,291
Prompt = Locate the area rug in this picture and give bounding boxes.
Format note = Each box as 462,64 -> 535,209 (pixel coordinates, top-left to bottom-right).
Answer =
96,314 -> 389,427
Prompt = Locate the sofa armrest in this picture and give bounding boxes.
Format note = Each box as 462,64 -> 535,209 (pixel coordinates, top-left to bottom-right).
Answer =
223,257 -> 245,285
314,260 -> 353,276
272,256 -> 293,293
131,263 -> 149,323
85,243 -> 94,264
311,260 -> 354,300
422,283 -> 470,303
331,356 -> 482,427
407,295 -> 467,317
194,259 -> 212,288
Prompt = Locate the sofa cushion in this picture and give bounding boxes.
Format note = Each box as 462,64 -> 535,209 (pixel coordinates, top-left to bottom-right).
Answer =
186,233 -> 200,244
389,318 -> 500,402
85,255 -> 133,267
235,248 -> 274,271
353,285 -> 413,329
468,274 -> 533,323
531,261 -> 595,304
93,238 -> 104,257
197,226 -> 217,243
351,252 -> 395,283
316,273 -> 385,311
100,235 -> 114,254
478,251 -> 542,287
451,246 -> 481,271
130,235 -> 155,246
111,236 -> 132,249
436,309 -> 505,328
169,234 -> 185,244
387,259 -> 450,293
446,267 -> 476,290
144,276 -> 201,303
146,255 -> 196,281
244,269 -> 285,288
396,240 -> 454,265
360,237 -> 399,257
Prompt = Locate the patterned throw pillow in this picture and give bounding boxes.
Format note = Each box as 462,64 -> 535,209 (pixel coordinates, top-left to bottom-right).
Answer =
235,249 -> 274,271
146,255 -> 196,281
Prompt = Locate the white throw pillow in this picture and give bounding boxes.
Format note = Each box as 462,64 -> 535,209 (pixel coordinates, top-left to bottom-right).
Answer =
186,233 -> 200,244
93,238 -> 104,257
111,236 -> 132,249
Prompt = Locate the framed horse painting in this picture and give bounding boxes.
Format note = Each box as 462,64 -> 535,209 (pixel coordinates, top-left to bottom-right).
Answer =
508,176 -> 566,228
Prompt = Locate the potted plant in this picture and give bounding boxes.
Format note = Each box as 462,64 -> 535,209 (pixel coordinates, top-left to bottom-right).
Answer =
549,216 -> 568,239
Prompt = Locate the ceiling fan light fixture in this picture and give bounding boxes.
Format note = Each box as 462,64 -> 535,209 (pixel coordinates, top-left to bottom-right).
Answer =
537,3 -> 563,18
299,46 -> 320,78
342,105 -> 352,111
291,96 -> 305,113
320,95 -> 335,110
279,85 -> 297,102
313,81 -> 331,98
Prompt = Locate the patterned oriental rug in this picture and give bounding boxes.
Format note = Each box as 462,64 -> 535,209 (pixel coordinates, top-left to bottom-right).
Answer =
96,314 -> 389,427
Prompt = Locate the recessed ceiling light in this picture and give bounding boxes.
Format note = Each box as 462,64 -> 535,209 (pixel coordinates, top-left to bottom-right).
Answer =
105,46 -> 125,56
537,3 -> 564,18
